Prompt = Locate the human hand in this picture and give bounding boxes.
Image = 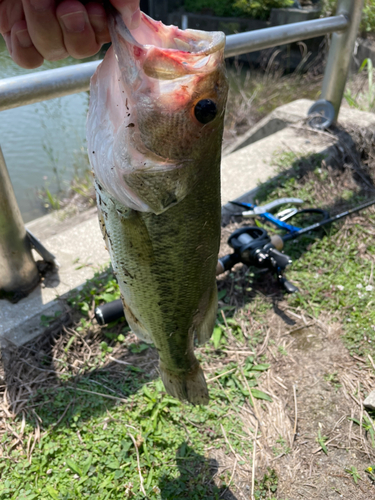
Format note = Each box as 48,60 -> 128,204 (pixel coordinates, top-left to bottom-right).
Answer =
0,0 -> 140,69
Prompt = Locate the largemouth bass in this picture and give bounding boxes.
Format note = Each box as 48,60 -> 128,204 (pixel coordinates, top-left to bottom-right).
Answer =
87,9 -> 228,404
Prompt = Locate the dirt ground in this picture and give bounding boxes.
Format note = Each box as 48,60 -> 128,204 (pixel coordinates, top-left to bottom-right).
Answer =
209,299 -> 375,499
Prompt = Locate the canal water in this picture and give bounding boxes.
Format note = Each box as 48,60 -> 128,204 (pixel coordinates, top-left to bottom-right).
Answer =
0,38 -> 99,223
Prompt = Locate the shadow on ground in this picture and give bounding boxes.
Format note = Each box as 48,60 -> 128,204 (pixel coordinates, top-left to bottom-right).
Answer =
159,443 -> 239,500
0,309 -> 158,429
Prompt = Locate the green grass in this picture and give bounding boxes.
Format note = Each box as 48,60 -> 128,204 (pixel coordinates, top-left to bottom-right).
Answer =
1,379 -> 249,499
1,272 -> 275,499
253,150 -> 375,358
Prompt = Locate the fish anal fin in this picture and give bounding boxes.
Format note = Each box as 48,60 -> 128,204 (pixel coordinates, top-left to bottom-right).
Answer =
122,298 -> 153,343
159,361 -> 209,405
195,284 -> 218,345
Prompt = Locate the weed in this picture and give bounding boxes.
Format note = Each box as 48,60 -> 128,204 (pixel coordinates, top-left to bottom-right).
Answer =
349,415 -> 375,448
254,468 -> 278,499
40,311 -> 62,327
277,345 -> 288,356
324,371 -> 341,391
252,149 -> 375,358
316,429 -> 329,454
0,375 -> 257,499
223,66 -> 322,150
42,187 -> 61,210
272,436 -> 291,457
366,465 -> 375,482
345,59 -> 375,112
0,260 -> 280,499
360,0 -> 375,35
345,466 -> 362,484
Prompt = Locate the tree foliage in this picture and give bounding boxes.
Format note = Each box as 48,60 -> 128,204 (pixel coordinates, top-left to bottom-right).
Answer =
184,0 -> 294,20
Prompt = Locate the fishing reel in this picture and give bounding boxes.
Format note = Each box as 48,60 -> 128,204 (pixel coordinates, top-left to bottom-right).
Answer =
217,227 -> 298,294
95,226 -> 298,325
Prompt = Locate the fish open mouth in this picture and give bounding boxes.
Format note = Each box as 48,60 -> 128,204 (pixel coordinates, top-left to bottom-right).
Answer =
131,13 -> 225,55
109,9 -> 226,80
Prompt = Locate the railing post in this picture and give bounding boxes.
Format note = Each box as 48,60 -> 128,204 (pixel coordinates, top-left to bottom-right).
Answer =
320,0 -> 364,121
0,146 -> 39,298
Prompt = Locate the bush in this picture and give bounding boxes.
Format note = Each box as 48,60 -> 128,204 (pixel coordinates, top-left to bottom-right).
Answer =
321,0 -> 375,36
361,0 -> 375,35
184,0 -> 295,20
233,0 -> 294,20
184,0 -> 234,17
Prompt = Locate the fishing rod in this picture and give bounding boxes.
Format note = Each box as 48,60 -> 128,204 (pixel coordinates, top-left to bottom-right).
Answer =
281,197 -> 375,242
94,198 -> 375,325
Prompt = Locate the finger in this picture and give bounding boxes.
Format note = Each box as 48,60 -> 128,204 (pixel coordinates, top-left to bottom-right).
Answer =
10,20 -> 44,68
56,1 -> 101,59
2,32 -> 13,57
0,0 -> 25,35
110,0 -> 140,29
86,2 -> 110,46
21,0 -> 68,61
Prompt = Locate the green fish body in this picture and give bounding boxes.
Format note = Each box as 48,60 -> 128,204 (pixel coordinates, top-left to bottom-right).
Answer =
87,9 -> 228,404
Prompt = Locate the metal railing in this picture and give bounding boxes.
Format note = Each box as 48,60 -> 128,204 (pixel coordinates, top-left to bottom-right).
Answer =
0,0 -> 364,296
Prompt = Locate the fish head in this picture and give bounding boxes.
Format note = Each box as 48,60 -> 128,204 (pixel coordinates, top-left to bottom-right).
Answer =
87,10 -> 228,213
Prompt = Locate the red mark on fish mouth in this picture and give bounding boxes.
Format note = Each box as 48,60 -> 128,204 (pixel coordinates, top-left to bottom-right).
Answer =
133,46 -> 144,58
141,13 -> 160,32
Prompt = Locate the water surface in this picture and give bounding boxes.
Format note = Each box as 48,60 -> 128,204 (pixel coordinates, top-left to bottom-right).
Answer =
0,38 -> 100,223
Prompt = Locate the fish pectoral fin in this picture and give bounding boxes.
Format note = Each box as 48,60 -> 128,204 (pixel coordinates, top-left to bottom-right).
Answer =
122,299 -> 153,344
97,205 -> 109,251
124,160 -> 198,215
195,284 -> 218,345
159,361 -> 209,405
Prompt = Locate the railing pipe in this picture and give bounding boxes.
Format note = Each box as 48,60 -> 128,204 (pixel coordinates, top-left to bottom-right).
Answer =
0,146 -> 39,297
0,15 -> 349,112
0,61 -> 100,112
320,0 -> 364,121
224,14 -> 348,58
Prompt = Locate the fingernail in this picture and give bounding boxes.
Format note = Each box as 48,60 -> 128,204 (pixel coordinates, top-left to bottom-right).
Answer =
60,11 -> 86,33
30,0 -> 51,12
89,14 -> 106,33
16,29 -> 33,48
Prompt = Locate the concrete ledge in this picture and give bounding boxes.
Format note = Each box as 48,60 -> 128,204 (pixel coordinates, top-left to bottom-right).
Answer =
224,98 -> 375,157
220,121 -> 335,206
0,216 -> 110,347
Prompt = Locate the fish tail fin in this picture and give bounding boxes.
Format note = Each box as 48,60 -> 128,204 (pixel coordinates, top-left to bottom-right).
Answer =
196,285 -> 218,345
159,361 -> 209,405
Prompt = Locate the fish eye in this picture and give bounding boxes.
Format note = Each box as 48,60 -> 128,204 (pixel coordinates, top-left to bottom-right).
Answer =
194,99 -> 217,124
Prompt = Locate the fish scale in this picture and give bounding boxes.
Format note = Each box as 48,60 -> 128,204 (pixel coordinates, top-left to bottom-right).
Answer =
87,8 -> 228,404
